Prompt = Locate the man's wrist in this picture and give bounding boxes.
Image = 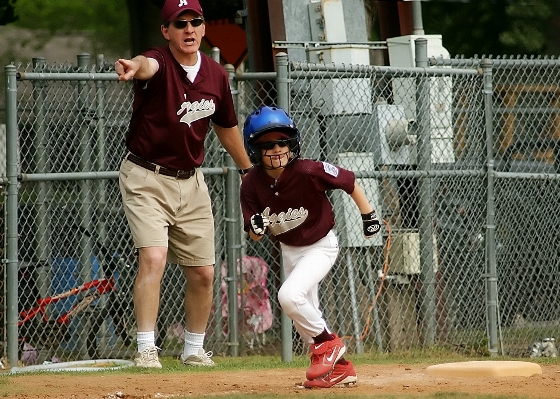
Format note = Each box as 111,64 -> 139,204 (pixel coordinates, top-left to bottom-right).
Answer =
238,165 -> 254,175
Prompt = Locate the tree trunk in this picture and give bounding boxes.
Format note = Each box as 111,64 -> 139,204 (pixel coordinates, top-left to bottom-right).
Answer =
126,0 -> 167,56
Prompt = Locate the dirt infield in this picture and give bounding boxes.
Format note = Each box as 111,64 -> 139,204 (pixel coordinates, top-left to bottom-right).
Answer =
2,362 -> 559,398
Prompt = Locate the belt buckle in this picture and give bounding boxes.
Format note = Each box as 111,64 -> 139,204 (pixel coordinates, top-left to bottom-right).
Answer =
177,169 -> 192,179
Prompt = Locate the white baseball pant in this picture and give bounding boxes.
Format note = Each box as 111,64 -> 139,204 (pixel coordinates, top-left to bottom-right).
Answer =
278,230 -> 339,344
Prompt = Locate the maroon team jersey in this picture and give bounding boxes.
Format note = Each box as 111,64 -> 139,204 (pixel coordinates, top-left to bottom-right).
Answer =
126,46 -> 238,170
240,159 -> 356,246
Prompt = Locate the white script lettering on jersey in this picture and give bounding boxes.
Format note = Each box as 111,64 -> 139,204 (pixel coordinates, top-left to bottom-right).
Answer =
322,162 -> 339,177
177,96 -> 216,126
262,206 -> 309,235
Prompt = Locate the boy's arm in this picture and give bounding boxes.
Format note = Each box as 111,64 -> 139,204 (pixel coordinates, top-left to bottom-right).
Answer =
350,182 -> 374,214
350,181 -> 381,238
249,229 -> 264,241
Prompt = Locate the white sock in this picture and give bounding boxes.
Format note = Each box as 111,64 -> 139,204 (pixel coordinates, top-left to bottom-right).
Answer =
183,330 -> 205,358
137,331 -> 156,352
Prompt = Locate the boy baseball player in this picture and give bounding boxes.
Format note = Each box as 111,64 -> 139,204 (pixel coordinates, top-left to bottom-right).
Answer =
240,105 -> 381,388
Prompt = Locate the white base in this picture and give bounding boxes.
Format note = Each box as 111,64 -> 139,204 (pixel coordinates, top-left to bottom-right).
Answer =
425,361 -> 542,378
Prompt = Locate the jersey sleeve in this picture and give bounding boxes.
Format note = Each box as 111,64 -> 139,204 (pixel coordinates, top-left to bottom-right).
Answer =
304,159 -> 356,194
136,48 -> 165,88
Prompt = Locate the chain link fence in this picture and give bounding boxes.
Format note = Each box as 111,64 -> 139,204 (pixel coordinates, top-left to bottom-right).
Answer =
3,47 -> 560,367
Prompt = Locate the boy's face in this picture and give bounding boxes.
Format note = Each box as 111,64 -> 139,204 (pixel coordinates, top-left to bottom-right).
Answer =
255,132 -> 292,170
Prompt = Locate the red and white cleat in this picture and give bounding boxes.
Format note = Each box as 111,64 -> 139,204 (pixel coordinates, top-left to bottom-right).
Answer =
304,360 -> 358,388
305,334 -> 346,380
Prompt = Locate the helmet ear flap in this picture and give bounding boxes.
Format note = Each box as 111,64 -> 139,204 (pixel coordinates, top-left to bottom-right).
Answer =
247,143 -> 261,165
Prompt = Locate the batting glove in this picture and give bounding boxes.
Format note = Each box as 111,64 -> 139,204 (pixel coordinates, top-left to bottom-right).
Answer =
250,214 -> 270,236
362,211 -> 381,238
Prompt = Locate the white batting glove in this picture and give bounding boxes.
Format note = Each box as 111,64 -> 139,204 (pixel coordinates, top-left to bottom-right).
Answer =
250,214 -> 270,236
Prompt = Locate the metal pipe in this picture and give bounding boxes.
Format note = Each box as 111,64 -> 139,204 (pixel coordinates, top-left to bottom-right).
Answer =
17,67 -> 480,83
17,168 -> 225,182
224,63 -> 240,357
288,64 -> 478,77
95,53 -> 109,352
211,47 -> 220,63
234,72 -> 277,81
365,251 -> 383,352
17,72 -> 119,81
411,1 -> 425,35
0,167 -> 484,186
77,53 -> 94,358
415,38 -> 436,346
275,52 -> 293,363
5,64 -> 19,367
210,50 -> 227,355
481,58 -> 499,357
431,58 -> 560,68
345,251 -> 363,353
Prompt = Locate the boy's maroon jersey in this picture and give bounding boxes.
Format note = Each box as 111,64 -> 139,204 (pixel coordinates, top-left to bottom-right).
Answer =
240,159 -> 355,246
126,46 -> 237,170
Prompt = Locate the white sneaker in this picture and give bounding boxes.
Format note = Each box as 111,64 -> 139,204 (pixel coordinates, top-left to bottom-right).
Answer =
181,348 -> 215,366
134,346 -> 162,368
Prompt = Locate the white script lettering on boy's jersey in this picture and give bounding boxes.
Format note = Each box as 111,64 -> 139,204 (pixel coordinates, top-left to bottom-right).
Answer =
177,96 -> 215,126
322,162 -> 339,177
262,206 -> 309,236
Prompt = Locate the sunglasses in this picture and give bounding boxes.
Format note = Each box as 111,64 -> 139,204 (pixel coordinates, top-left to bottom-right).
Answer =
256,139 -> 292,150
172,17 -> 204,29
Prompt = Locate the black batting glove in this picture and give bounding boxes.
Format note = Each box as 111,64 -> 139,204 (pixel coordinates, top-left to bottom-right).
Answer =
250,214 -> 270,236
361,211 -> 381,238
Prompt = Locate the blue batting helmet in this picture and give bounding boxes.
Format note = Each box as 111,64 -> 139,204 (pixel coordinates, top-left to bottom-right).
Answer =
243,105 -> 301,165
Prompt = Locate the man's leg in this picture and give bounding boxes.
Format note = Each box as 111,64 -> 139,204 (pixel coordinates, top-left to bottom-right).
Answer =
181,264 -> 215,366
133,246 -> 167,368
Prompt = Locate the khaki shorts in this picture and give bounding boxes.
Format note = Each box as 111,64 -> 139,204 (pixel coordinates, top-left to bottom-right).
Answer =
119,157 -> 215,266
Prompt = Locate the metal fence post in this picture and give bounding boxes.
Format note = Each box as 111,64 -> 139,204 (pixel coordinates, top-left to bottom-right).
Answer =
209,47 -> 227,348
275,52 -> 293,363
94,54 -> 108,242
481,58 -> 499,357
77,53 -> 94,358
225,62 -> 240,357
5,64 -> 19,367
94,54 -> 110,352
415,38 -> 436,346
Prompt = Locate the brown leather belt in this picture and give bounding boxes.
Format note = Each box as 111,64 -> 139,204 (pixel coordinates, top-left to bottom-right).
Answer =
127,153 -> 195,179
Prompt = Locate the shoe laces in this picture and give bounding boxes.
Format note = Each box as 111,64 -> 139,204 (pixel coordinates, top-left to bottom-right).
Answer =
140,346 -> 160,360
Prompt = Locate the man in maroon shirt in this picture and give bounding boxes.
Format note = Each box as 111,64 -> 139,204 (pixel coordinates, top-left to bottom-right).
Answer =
240,105 -> 381,388
115,0 -> 253,368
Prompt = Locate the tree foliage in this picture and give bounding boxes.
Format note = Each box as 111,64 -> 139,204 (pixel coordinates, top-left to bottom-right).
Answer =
3,0 -> 559,58
421,0 -> 554,57
0,0 -> 17,25
11,0 -> 130,54
10,0 -> 245,56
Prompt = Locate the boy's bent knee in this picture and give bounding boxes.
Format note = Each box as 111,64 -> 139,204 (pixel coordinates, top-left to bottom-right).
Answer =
278,287 -> 300,315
